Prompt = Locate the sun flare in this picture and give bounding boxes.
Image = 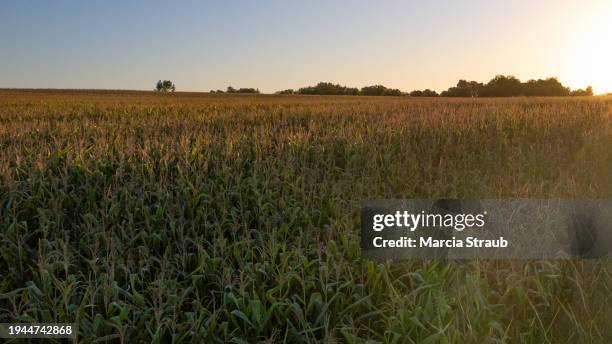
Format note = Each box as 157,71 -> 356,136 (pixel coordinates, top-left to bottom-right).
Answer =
562,5 -> 612,94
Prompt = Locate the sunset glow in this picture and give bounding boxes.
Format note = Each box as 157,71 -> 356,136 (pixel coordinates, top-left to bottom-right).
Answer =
1,1 -> 611,94
561,3 -> 612,94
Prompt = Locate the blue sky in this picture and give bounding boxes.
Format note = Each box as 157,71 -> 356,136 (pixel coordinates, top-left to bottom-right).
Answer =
1,0 -> 610,93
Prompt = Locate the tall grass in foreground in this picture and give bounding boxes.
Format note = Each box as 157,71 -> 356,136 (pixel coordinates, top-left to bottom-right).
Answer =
0,91 -> 611,343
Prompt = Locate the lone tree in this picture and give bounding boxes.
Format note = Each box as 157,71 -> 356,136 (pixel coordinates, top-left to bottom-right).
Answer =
155,80 -> 176,92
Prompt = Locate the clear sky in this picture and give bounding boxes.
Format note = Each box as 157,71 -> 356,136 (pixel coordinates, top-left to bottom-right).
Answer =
1,0 -> 610,94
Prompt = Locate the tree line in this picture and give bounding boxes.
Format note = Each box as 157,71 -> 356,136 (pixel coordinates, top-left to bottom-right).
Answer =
274,76 -> 593,97
440,76 -> 592,97
154,82 -> 261,94
155,76 -> 594,97
275,82 -> 401,96
210,86 -> 260,94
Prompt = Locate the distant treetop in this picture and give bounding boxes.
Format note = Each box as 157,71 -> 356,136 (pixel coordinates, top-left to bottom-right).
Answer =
409,89 -> 439,97
298,82 -> 360,95
361,85 -> 402,96
226,86 -> 260,94
155,80 -> 176,92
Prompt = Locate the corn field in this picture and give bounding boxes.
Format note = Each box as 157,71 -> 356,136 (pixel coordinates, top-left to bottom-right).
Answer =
1,90 -> 611,343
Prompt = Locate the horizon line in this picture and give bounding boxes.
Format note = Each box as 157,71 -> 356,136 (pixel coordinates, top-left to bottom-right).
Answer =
2,87 -> 611,96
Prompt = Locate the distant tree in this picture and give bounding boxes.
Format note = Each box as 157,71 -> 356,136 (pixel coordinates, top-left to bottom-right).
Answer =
226,86 -> 259,94
276,89 -> 294,94
298,82 -> 359,95
410,89 -> 438,97
440,80 -> 482,97
479,75 -> 522,97
570,86 -> 594,96
361,85 -> 386,96
155,80 -> 176,92
522,78 -> 569,96
237,88 -> 260,94
457,80 -> 483,97
409,90 -> 423,97
361,85 -> 402,96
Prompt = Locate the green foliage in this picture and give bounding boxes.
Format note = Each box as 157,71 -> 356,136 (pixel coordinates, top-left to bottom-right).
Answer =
360,85 -> 402,96
522,78 -> 570,96
409,89 -> 439,97
298,82 -> 360,95
294,83 -> 401,96
155,80 -> 176,92
0,91 -> 611,342
440,80 -> 483,97
287,75 -> 594,98
441,76 -> 591,97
